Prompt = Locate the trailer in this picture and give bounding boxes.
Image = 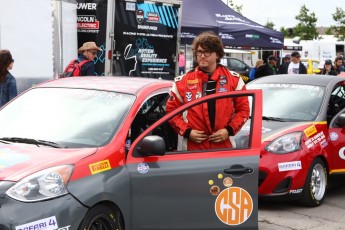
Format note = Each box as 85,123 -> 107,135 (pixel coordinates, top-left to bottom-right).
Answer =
299,36 -> 345,62
0,0 -> 78,93
76,0 -> 182,80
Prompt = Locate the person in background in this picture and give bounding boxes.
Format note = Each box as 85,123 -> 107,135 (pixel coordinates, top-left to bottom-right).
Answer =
166,31 -> 249,151
334,56 -> 345,75
278,54 -> 291,73
77,41 -> 102,76
320,59 -> 337,76
249,59 -> 264,81
279,51 -> 307,74
178,50 -> 186,75
0,49 -> 17,107
255,55 -> 278,78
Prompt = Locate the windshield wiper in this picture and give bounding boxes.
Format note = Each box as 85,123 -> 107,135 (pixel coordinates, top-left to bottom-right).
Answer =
0,137 -> 65,148
262,116 -> 286,122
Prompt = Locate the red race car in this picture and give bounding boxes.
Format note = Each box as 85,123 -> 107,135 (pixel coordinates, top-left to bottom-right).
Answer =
239,74 -> 345,207
0,77 -> 262,230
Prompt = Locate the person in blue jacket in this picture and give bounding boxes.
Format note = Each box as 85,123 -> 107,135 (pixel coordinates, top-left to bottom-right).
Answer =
249,59 -> 263,81
0,49 -> 17,107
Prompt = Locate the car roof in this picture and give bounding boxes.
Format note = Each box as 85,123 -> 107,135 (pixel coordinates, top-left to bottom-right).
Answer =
36,77 -> 173,95
249,74 -> 344,87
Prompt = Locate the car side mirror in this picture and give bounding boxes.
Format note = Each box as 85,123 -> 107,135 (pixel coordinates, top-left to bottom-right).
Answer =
135,135 -> 166,156
335,113 -> 345,127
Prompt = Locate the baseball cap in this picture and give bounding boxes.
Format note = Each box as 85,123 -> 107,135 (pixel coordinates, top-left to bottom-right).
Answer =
325,59 -> 332,65
268,55 -> 277,61
291,51 -> 301,58
284,54 -> 291,59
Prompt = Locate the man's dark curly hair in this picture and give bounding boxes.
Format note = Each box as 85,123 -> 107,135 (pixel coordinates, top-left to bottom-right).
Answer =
191,31 -> 224,63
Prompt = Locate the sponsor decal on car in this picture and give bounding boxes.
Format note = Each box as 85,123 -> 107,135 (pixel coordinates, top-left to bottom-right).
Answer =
303,125 -> 317,138
338,147 -> 345,160
278,161 -> 302,172
329,132 -> 338,141
209,173 -> 253,226
137,163 -> 149,174
289,189 -> 303,194
215,187 -> 253,225
89,159 -> 111,174
15,216 -> 58,230
305,131 -> 326,149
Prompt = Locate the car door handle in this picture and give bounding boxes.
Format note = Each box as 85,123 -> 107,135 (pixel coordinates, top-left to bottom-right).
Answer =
224,167 -> 253,175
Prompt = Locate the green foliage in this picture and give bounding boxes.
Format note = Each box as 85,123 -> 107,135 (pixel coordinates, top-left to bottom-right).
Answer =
265,20 -> 275,30
280,27 -> 294,38
325,28 -> 333,35
330,7 -> 345,41
226,0 -> 243,15
293,5 -> 319,40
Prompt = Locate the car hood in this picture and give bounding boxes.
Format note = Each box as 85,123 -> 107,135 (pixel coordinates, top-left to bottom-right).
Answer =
0,143 -> 97,181
261,121 -> 313,141
237,120 -> 312,143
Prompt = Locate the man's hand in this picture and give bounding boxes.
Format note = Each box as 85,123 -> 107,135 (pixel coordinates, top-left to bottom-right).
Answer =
189,130 -> 208,143
209,128 -> 229,143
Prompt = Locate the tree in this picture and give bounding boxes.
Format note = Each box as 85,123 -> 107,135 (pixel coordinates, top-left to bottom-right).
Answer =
265,20 -> 275,30
280,27 -> 294,38
226,0 -> 243,15
330,7 -> 345,41
293,5 -> 319,40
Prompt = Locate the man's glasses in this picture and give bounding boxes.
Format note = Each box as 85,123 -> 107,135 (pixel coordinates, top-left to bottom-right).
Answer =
195,50 -> 211,57
88,50 -> 97,55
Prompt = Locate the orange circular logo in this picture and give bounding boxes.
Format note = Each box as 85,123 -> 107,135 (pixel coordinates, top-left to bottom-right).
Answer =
214,187 -> 253,225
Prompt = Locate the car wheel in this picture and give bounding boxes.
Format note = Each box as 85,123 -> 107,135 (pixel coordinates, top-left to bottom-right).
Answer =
299,158 -> 327,207
78,204 -> 123,230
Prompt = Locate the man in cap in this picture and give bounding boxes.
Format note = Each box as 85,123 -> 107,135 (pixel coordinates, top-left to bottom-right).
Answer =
279,51 -> 307,74
77,41 -> 102,76
255,55 -> 278,78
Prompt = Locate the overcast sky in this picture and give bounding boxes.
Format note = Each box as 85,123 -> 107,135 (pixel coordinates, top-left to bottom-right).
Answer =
221,0 -> 344,29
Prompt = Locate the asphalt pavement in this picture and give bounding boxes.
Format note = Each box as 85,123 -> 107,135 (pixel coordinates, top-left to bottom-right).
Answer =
258,180 -> 345,229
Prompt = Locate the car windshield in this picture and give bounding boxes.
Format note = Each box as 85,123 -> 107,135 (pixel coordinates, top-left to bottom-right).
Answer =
247,83 -> 325,121
0,88 -> 134,148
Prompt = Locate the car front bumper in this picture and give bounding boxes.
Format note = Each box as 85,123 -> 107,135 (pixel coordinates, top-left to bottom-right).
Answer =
0,181 -> 88,230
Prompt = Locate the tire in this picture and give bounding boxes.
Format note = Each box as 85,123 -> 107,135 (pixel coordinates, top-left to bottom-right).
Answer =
78,204 -> 123,230
299,158 -> 327,207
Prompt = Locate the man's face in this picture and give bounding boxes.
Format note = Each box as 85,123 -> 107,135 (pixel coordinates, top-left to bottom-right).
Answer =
86,49 -> 98,60
335,60 -> 343,67
291,55 -> 300,64
195,46 -> 218,72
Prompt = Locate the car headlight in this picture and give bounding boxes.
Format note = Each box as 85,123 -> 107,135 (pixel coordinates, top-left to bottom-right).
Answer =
265,132 -> 302,154
6,165 -> 74,202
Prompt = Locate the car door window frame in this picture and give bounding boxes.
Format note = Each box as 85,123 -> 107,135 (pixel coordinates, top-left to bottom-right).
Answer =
129,90 -> 262,157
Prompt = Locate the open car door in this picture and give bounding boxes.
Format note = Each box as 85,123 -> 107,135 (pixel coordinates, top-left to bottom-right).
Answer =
127,89 -> 262,229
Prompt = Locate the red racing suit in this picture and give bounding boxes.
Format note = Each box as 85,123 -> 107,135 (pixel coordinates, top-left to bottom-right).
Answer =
166,65 -> 250,150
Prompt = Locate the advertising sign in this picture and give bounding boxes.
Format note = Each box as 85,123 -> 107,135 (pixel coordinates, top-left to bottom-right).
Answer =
113,1 -> 179,79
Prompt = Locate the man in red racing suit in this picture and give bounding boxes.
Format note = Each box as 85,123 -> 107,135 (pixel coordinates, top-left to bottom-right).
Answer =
166,31 -> 249,150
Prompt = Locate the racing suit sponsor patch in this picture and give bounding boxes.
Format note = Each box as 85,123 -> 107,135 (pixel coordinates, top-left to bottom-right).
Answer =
219,76 -> 227,86
196,91 -> 202,99
186,92 -> 192,101
218,87 -> 227,92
